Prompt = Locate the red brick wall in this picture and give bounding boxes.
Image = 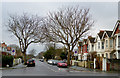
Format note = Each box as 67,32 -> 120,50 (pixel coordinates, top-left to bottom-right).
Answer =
115,24 -> 120,34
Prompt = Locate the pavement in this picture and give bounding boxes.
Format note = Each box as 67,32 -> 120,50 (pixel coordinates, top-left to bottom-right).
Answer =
70,66 -> 120,73
0,63 -> 27,70
10,63 -> 27,69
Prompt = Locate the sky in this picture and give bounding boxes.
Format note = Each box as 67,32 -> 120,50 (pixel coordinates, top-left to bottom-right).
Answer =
0,1 -> 119,55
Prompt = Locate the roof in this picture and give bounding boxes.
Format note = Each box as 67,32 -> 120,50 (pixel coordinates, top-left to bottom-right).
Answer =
83,39 -> 87,44
88,36 -> 95,43
98,30 -> 104,39
106,31 -> 113,37
1,43 -> 7,48
7,47 -> 11,51
112,20 -> 120,36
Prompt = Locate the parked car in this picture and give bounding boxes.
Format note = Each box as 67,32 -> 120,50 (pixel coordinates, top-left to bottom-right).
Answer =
27,59 -> 35,67
39,59 -> 44,62
57,61 -> 67,68
47,60 -> 53,64
52,60 -> 59,65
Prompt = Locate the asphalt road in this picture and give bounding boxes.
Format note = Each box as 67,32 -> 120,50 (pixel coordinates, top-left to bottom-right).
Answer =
2,59 -> 120,76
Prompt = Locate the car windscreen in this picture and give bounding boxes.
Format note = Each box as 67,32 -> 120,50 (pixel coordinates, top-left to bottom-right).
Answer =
58,61 -> 65,63
28,60 -> 34,62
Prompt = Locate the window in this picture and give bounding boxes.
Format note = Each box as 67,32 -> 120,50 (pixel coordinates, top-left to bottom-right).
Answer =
110,39 -> 113,47
119,51 -> 120,59
106,40 -> 108,48
102,42 -> 104,49
92,44 -> 94,50
115,39 -> 116,47
98,54 -> 100,57
81,47 -> 82,52
118,36 -> 120,46
84,46 -> 86,52
87,46 -> 88,52
119,26 -> 120,30
102,54 -> 104,57
88,45 -> 90,51
106,53 -> 108,58
98,42 -> 100,49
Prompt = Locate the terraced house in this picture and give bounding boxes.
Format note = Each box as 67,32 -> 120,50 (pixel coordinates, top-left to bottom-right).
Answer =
77,20 -> 120,60
111,20 -> 120,59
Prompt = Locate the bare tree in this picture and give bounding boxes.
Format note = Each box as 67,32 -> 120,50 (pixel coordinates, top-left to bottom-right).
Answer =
7,13 -> 45,64
43,6 -> 94,65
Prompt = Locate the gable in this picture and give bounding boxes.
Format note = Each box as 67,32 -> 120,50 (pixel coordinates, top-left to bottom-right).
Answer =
115,24 -> 120,34
96,35 -> 100,41
112,20 -> 120,36
102,30 -> 113,39
103,32 -> 108,39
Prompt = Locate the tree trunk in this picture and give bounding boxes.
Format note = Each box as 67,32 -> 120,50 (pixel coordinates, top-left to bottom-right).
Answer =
67,50 -> 71,66
23,52 -> 27,65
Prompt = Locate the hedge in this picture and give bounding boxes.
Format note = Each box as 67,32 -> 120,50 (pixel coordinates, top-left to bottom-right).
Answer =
2,55 -> 14,67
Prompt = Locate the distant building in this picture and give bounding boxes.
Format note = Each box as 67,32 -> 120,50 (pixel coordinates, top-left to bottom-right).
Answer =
0,42 -> 16,56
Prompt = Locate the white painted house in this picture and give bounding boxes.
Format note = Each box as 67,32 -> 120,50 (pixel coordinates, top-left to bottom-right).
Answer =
95,30 -> 105,57
102,30 -> 113,59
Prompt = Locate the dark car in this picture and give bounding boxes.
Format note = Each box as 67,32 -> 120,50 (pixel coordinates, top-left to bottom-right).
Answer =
27,59 -> 35,67
40,59 -> 44,62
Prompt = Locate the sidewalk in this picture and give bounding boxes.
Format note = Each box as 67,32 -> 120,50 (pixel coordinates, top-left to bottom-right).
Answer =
11,63 -> 27,69
0,63 -> 27,70
69,66 -> 120,73
69,66 -> 102,72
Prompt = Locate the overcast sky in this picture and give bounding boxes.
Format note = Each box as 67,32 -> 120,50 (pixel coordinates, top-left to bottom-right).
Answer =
1,1 -> 118,55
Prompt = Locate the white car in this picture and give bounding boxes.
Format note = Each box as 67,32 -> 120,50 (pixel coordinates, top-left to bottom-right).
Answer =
47,60 -> 53,64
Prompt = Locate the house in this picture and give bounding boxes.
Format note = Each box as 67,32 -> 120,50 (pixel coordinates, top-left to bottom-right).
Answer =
102,30 -> 113,59
0,42 -> 16,56
78,41 -> 83,60
82,39 -> 88,60
95,30 -> 105,57
0,43 -> 11,55
88,36 -> 95,52
111,20 -> 120,59
87,36 -> 96,60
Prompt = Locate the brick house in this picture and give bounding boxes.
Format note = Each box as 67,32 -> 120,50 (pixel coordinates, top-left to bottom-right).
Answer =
111,20 -> 120,59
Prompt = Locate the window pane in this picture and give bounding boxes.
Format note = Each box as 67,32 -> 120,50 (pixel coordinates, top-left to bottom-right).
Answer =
106,40 -> 108,48
102,42 -> 104,49
118,36 -> 120,46
110,39 -> 113,47
98,42 -> 100,49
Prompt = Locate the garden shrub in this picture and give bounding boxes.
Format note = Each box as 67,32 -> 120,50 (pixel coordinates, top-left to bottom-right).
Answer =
2,55 -> 14,67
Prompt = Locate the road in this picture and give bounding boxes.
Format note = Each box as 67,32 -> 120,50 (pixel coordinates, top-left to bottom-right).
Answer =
2,59 -> 120,76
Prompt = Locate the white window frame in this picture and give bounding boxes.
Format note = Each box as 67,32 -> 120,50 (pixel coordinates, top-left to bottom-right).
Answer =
110,39 -> 113,48
98,42 -> 100,49
102,42 -> 104,49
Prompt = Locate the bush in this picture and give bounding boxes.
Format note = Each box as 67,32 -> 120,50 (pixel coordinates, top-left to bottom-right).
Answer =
2,55 -> 14,67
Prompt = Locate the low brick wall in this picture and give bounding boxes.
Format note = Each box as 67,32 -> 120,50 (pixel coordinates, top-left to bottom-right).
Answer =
71,60 -> 87,68
78,61 -> 87,67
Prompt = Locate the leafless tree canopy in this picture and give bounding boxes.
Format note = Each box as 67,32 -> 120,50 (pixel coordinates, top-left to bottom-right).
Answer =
44,7 -> 94,52
7,13 -> 45,62
43,6 -> 94,65
7,13 -> 44,53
